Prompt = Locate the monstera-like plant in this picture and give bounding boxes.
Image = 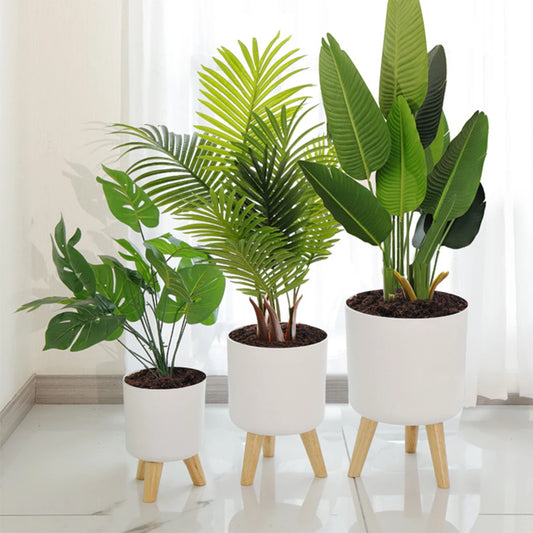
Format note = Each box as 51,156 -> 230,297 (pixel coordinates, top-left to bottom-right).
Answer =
18,167 -> 225,503
300,0 -> 488,301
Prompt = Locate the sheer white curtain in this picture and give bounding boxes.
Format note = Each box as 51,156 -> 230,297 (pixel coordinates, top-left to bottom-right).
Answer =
123,0 -> 533,402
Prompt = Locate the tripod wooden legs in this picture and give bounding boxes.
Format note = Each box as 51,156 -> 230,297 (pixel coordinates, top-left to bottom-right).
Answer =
136,454 -> 206,503
240,429 -> 327,486
348,418 -> 450,488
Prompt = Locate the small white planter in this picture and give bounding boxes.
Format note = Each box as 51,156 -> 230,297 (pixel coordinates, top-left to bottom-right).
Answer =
123,369 -> 206,463
227,331 -> 327,436
345,303 -> 468,425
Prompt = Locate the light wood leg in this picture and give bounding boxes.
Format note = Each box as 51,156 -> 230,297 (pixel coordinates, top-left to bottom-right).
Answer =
405,425 -> 419,454
183,454 -> 206,486
348,417 -> 378,478
426,423 -> 449,489
263,436 -> 275,457
300,429 -> 327,478
136,460 -> 146,480
143,462 -> 163,503
241,433 -> 264,486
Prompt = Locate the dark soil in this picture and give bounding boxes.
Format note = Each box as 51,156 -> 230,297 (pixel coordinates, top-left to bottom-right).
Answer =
125,367 -> 206,390
347,289 -> 468,319
229,323 -> 327,348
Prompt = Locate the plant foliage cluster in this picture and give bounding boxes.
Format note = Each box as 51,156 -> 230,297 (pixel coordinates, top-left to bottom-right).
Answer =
300,0 -> 488,301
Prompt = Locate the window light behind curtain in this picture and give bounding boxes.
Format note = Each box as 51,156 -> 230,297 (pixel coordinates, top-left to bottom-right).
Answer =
122,0 -> 533,404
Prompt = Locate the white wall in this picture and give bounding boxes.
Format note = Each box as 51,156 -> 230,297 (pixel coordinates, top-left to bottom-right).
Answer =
1,0 -> 125,409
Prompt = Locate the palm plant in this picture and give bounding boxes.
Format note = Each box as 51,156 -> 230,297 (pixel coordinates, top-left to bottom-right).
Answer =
18,167 -> 225,377
113,34 -> 339,342
300,0 -> 488,301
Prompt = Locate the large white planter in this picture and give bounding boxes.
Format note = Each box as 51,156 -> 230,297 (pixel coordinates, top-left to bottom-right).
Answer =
346,303 -> 467,425
123,369 -> 206,462
227,331 -> 327,436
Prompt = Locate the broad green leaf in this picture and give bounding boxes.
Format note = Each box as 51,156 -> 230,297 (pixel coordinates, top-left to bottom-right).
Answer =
17,296 -> 74,312
376,96 -> 426,215
97,166 -> 159,232
422,111 -> 489,220
379,0 -> 428,116
177,264 -> 226,324
115,238 -> 152,283
300,161 -> 392,245
424,113 -> 449,172
320,34 -> 390,180
155,288 -> 185,323
416,45 -> 447,148
44,310 -> 125,351
442,184 -> 486,249
92,263 -> 144,321
51,217 -> 96,296
144,234 -> 210,261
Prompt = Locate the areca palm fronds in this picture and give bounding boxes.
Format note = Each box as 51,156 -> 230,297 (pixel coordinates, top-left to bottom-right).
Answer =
112,125 -> 223,213
112,34 -> 340,342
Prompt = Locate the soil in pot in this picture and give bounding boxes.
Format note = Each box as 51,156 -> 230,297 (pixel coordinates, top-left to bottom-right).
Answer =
229,323 -> 327,348
125,367 -> 206,389
347,290 -> 467,319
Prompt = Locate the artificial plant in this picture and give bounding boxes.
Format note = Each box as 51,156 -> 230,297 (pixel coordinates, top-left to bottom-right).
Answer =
112,34 -> 339,342
299,0 -> 488,301
18,167 -> 225,377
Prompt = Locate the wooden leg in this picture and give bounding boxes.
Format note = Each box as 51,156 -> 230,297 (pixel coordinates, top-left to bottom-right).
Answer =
263,436 -> 275,457
405,425 -> 419,454
136,460 -> 146,480
241,433 -> 264,486
300,429 -> 327,478
426,423 -> 449,489
183,454 -> 206,486
143,462 -> 163,503
348,417 -> 378,478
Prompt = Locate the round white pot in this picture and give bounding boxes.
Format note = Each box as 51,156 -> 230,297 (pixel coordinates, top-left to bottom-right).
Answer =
227,331 -> 327,436
123,369 -> 206,462
346,303 -> 467,425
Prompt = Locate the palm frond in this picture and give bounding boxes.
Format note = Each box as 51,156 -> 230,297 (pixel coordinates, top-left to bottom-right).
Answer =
111,125 -> 223,213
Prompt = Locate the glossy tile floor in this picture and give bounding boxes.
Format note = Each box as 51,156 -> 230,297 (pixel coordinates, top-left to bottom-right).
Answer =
0,405 -> 531,532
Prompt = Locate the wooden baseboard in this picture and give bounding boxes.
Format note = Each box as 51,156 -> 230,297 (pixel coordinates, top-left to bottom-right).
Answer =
0,375 -> 36,447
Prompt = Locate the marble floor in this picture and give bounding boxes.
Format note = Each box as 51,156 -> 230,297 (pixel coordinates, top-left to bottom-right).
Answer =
0,404 -> 531,533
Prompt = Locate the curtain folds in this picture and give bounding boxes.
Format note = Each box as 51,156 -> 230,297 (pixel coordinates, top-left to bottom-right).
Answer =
123,0 -> 533,402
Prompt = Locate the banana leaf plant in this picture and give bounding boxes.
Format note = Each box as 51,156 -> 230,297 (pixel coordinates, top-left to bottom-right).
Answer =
299,0 -> 489,301
112,34 -> 339,343
18,167 -> 225,377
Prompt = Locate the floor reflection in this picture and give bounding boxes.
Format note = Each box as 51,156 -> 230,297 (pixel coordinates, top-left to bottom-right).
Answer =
229,459 -> 325,532
351,455 -> 459,533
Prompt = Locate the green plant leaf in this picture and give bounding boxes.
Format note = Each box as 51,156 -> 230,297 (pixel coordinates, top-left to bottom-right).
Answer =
416,45 -> 447,148
115,238 -> 152,283
300,161 -> 392,245
92,263 -> 144,321
424,113 -> 449,172
51,217 -> 96,297
319,34 -> 390,180
177,264 -> 226,324
421,111 -> 489,220
155,288 -> 185,323
376,96 -> 426,215
144,234 -> 210,261
17,296 -> 74,313
44,309 -> 125,351
379,0 -> 428,116
96,166 -> 159,232
442,184 -> 486,249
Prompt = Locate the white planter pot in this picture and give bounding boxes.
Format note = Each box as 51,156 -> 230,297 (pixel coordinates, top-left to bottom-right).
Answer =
346,303 -> 467,425
227,331 -> 327,436
123,369 -> 206,462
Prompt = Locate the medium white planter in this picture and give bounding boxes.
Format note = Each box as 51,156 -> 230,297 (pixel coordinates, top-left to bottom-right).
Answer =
345,303 -> 468,425
227,331 -> 327,436
123,369 -> 206,463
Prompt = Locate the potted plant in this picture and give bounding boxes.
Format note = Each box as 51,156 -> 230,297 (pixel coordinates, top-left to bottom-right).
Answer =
112,34 -> 339,485
299,0 -> 488,488
18,167 -> 225,502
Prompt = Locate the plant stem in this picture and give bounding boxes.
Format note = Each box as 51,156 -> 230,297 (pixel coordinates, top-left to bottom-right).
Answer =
170,315 -> 188,370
